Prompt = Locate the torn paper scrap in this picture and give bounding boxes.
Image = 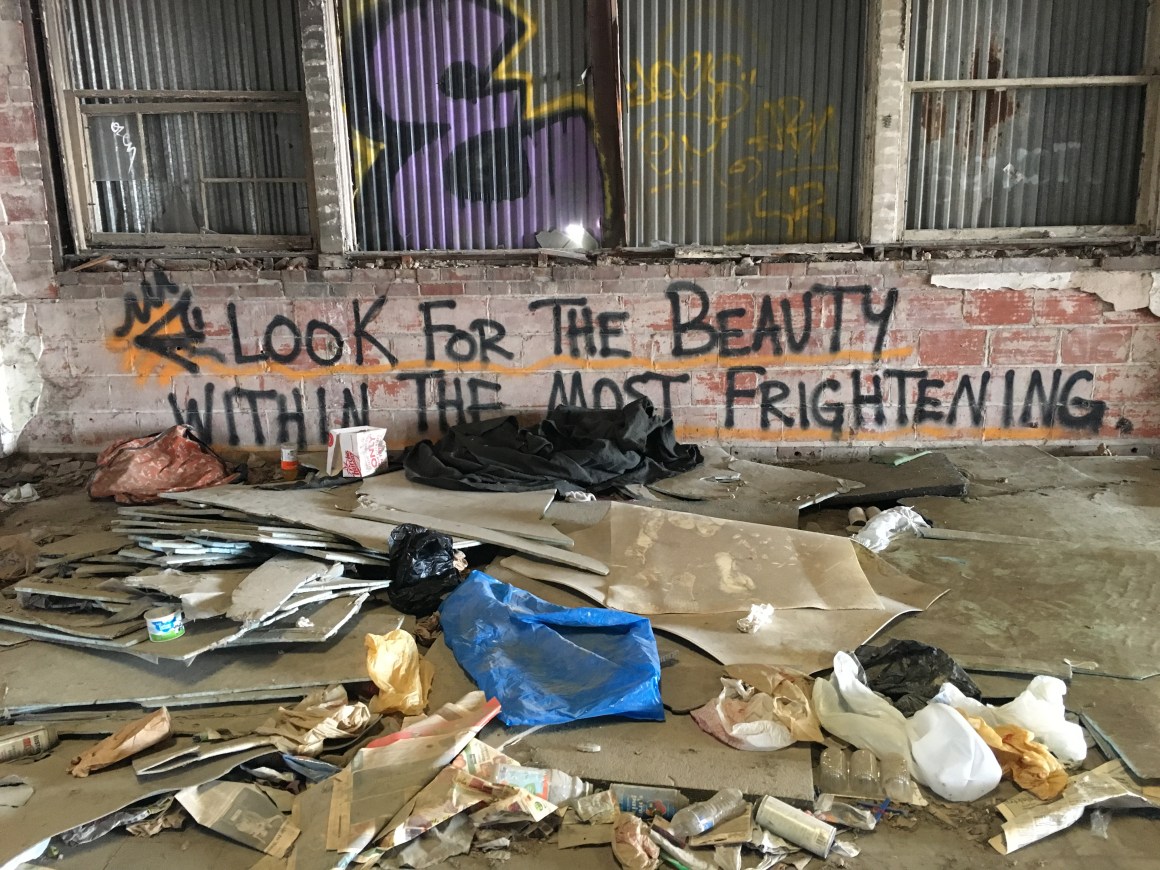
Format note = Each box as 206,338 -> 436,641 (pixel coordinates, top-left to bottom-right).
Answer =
176,780 -> 300,857
326,692 -> 500,853
612,813 -> 660,870
691,666 -> 824,751
68,708 -> 172,777
366,630 -> 434,716
254,685 -> 374,757
737,604 -> 775,634
990,760 -> 1158,854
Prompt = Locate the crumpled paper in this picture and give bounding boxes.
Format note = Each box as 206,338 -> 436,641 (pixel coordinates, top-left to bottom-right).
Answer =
959,711 -> 1068,800
366,630 -> 435,715
691,665 -> 824,751
254,685 -> 374,756
69,708 -> 172,777
612,813 -> 660,870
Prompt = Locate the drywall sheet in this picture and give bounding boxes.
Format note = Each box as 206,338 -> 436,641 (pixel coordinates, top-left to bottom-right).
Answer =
879,539 -> 1160,679
227,554 -> 337,624
809,452 -> 967,506
650,446 -> 860,507
507,502 -> 881,614
0,609 -> 403,714
166,486 -> 607,575
358,473 -> 571,547
1070,674 -> 1160,781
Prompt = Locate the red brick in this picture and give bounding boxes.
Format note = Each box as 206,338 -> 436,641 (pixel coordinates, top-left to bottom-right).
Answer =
0,187 -> 44,221
0,106 -> 34,144
1130,325 -> 1160,364
964,289 -> 1035,325
419,282 -> 465,296
890,289 -> 964,329
1060,326 -> 1132,365
989,327 -> 1060,364
1095,366 -> 1160,403
918,329 -> 987,365
1034,290 -> 1108,324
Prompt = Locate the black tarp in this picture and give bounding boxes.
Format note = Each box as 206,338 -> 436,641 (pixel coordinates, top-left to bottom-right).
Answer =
402,400 -> 702,494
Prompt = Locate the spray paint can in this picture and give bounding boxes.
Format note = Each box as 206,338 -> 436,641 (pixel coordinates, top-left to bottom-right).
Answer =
280,444 -> 300,481
754,796 -> 836,858
0,726 -> 59,762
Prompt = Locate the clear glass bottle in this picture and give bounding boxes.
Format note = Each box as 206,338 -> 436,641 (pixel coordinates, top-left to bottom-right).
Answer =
817,746 -> 849,794
668,788 -> 747,841
880,753 -> 914,802
849,749 -> 881,798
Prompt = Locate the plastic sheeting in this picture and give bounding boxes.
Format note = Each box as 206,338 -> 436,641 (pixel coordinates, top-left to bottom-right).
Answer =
439,571 -> 664,726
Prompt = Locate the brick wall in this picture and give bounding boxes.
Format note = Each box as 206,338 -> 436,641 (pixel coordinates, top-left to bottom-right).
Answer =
0,0 -> 1157,456
16,258 -> 1158,455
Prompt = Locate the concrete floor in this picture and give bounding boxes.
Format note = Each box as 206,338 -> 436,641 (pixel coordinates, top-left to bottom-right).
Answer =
3,447 -> 1160,869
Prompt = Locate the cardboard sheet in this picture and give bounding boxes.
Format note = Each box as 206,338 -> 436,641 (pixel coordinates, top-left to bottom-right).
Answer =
502,502 -> 881,615
501,550 -> 943,674
358,473 -> 570,547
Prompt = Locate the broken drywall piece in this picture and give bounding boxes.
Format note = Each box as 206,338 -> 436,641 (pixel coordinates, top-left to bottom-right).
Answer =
227,554 -> 342,625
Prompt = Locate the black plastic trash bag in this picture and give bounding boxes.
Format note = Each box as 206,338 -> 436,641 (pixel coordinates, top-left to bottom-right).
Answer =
385,524 -> 463,616
853,639 -> 983,716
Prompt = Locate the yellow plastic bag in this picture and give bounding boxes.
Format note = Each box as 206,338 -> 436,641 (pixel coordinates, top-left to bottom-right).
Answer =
365,630 -> 434,715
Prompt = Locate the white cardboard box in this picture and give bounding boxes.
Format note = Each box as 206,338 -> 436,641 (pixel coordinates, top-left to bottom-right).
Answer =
326,426 -> 388,478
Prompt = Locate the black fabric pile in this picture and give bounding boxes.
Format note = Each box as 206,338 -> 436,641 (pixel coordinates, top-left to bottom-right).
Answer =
402,399 -> 702,494
854,639 -> 983,716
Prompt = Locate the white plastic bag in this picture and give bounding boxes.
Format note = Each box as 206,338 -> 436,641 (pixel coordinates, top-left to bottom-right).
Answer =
814,653 -> 1002,803
907,704 -> 1002,802
932,676 -> 1086,766
812,652 -> 913,762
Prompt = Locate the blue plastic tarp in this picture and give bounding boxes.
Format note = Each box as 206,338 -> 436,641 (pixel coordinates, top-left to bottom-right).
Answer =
439,570 -> 665,727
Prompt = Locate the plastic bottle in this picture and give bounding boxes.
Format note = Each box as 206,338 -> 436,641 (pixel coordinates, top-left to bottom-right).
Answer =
817,746 -> 849,794
849,748 -> 881,798
490,763 -> 591,804
880,753 -> 914,802
668,787 -> 747,842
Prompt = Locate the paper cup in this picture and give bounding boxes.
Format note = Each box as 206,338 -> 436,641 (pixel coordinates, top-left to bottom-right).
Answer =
145,606 -> 185,642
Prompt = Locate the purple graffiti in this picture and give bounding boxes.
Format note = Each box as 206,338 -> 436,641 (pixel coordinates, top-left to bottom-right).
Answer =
362,0 -> 603,250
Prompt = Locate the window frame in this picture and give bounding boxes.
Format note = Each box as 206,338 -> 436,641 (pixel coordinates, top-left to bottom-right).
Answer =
40,0 -> 317,255
891,0 -> 1160,245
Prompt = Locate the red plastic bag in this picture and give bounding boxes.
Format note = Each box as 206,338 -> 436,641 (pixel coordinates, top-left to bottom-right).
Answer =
89,425 -> 239,505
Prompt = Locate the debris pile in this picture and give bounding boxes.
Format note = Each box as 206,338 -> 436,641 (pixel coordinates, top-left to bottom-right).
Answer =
0,421 -> 1158,867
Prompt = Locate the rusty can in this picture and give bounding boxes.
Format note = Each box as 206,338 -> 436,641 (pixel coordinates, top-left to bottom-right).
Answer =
280,444 -> 300,481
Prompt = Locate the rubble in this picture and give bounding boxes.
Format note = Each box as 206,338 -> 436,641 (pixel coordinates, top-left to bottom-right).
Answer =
0,435 -> 1157,869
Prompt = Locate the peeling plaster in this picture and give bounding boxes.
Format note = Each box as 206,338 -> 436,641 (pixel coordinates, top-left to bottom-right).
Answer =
930,270 -> 1160,318
0,198 -> 46,456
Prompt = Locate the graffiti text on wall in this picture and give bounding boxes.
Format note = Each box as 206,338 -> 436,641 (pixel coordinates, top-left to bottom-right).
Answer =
344,0 -> 604,251
106,271 -> 1113,448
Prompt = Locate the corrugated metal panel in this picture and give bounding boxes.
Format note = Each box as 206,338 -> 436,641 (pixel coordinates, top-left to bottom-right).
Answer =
340,0 -> 605,252
59,0 -> 308,238
621,0 -> 866,246
907,0 -> 1149,230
